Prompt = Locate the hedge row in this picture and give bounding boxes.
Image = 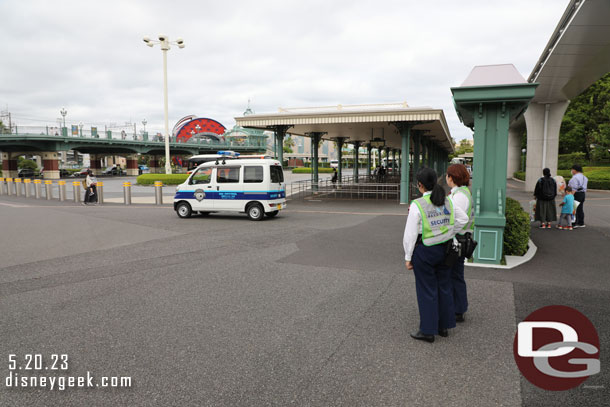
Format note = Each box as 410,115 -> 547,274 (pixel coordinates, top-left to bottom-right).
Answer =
292,168 -> 336,174
136,174 -> 189,185
504,197 -> 530,256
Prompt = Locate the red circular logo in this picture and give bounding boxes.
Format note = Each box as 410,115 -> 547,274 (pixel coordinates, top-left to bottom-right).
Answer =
513,305 -> 600,391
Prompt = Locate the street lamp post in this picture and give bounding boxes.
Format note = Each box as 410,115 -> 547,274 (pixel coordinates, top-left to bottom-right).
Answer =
142,119 -> 147,132
60,108 -> 67,132
79,122 -> 84,137
521,148 -> 526,172
143,35 -> 185,174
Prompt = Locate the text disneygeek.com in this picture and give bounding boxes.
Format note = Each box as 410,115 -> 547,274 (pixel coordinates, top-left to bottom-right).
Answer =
5,354 -> 132,391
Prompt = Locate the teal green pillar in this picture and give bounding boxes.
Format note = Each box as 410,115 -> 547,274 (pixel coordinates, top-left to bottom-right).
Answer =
392,149 -> 397,175
336,137 -> 346,183
106,130 -> 112,139
413,131 -> 421,183
452,66 -> 537,264
353,141 -> 361,182
273,125 -> 289,167
396,124 -> 412,204
310,132 -> 324,191
366,144 -> 372,178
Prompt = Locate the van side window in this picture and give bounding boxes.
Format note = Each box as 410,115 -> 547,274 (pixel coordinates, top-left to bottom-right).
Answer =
217,167 -> 240,183
270,165 -> 284,183
243,166 -> 263,183
191,167 -> 212,184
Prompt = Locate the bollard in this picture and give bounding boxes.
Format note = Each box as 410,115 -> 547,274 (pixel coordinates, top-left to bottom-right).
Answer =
58,180 -> 66,201
6,178 -> 13,196
72,181 -> 81,203
154,181 -> 163,205
97,181 -> 104,205
14,178 -> 22,197
123,181 -> 132,205
0,177 -> 4,195
34,179 -> 42,199
45,180 -> 53,200
24,179 -> 31,198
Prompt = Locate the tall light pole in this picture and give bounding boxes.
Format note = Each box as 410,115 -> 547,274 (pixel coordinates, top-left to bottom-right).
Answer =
60,108 -> 67,128
143,35 -> 185,174
79,122 -> 84,137
142,119 -> 147,132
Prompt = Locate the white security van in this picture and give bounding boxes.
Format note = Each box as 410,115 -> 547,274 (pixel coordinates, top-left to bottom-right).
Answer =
173,158 -> 286,220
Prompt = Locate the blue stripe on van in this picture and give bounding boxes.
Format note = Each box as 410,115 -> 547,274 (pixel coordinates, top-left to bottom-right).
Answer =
174,190 -> 285,200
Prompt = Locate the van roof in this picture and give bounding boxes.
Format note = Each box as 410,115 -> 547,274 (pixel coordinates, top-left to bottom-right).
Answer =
198,158 -> 282,168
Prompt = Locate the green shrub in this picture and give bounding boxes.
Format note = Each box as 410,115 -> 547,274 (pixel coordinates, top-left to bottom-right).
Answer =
503,197 -> 530,256
292,168 -> 335,174
136,174 -> 189,185
558,152 -> 587,170
513,171 -> 525,181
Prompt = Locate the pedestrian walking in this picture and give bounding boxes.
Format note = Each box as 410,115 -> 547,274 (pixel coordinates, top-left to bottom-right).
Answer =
331,168 -> 338,186
568,164 -> 588,228
403,167 -> 468,343
445,164 -> 474,323
534,168 -> 557,228
557,186 -> 575,230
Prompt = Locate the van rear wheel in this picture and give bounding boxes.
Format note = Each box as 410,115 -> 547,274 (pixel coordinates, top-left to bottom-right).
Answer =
247,203 -> 264,221
265,210 -> 279,218
176,202 -> 192,218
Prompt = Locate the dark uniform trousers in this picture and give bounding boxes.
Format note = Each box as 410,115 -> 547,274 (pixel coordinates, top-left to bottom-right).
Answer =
451,255 -> 468,314
412,243 -> 456,335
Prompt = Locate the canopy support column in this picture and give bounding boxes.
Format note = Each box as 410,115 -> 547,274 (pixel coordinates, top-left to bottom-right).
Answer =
353,141 -> 361,182
335,137 -> 346,184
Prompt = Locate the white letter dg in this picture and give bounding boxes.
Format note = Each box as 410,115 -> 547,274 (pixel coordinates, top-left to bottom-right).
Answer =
518,322 -> 577,357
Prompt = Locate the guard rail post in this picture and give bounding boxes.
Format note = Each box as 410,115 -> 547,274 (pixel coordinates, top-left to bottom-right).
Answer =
72,181 -> 80,203
34,179 -> 41,199
24,178 -> 31,198
154,181 -> 163,205
123,181 -> 132,205
14,178 -> 22,197
6,178 -> 14,196
45,180 -> 53,200
97,181 -> 104,205
0,177 -> 4,195
58,180 -> 66,201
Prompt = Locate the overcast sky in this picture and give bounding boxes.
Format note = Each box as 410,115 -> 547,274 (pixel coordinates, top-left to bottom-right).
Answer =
0,0 -> 568,142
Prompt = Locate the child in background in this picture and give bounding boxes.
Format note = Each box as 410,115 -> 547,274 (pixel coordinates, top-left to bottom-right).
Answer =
558,186 -> 575,230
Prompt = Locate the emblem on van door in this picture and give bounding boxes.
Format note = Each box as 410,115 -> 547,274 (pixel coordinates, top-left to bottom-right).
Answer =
194,189 -> 206,201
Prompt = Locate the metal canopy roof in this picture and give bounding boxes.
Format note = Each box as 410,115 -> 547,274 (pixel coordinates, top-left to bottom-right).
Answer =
528,0 -> 610,103
235,104 -> 454,153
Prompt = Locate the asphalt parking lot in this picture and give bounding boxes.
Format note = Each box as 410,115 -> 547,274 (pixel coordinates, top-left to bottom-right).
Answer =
0,180 -> 608,406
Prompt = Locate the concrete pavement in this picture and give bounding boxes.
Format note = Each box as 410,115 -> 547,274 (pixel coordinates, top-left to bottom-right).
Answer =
0,179 -> 608,406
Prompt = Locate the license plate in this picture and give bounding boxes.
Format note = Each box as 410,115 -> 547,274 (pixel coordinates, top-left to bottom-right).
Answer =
277,204 -> 282,210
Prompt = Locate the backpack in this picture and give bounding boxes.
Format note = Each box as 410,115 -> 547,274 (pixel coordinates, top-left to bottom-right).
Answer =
540,177 -> 556,200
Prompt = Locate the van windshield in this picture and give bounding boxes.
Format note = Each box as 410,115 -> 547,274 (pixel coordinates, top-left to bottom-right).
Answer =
270,165 -> 284,183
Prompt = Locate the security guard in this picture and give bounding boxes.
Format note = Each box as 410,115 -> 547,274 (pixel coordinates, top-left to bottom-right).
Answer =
446,164 -> 474,323
403,167 -> 468,342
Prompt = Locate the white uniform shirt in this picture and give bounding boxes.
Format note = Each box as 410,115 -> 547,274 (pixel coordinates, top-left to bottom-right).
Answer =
450,186 -> 472,234
403,191 -> 468,261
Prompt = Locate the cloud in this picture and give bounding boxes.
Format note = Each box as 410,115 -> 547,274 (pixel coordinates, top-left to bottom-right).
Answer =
0,0 -> 569,142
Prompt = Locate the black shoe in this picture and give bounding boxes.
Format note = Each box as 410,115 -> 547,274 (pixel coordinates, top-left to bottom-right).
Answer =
438,328 -> 448,337
455,313 -> 465,323
410,330 -> 434,343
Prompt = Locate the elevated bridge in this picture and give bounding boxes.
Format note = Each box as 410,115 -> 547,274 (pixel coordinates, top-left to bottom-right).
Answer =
0,126 -> 267,178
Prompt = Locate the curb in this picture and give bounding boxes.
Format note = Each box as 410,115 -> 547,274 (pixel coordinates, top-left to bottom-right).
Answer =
465,239 -> 537,270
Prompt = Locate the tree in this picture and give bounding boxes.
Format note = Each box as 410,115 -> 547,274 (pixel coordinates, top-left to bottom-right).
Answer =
560,72 -> 610,158
283,135 -> 295,154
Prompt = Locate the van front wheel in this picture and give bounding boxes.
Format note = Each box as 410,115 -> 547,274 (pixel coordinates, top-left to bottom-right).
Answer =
265,210 -> 279,218
176,202 -> 192,218
247,203 -> 264,221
